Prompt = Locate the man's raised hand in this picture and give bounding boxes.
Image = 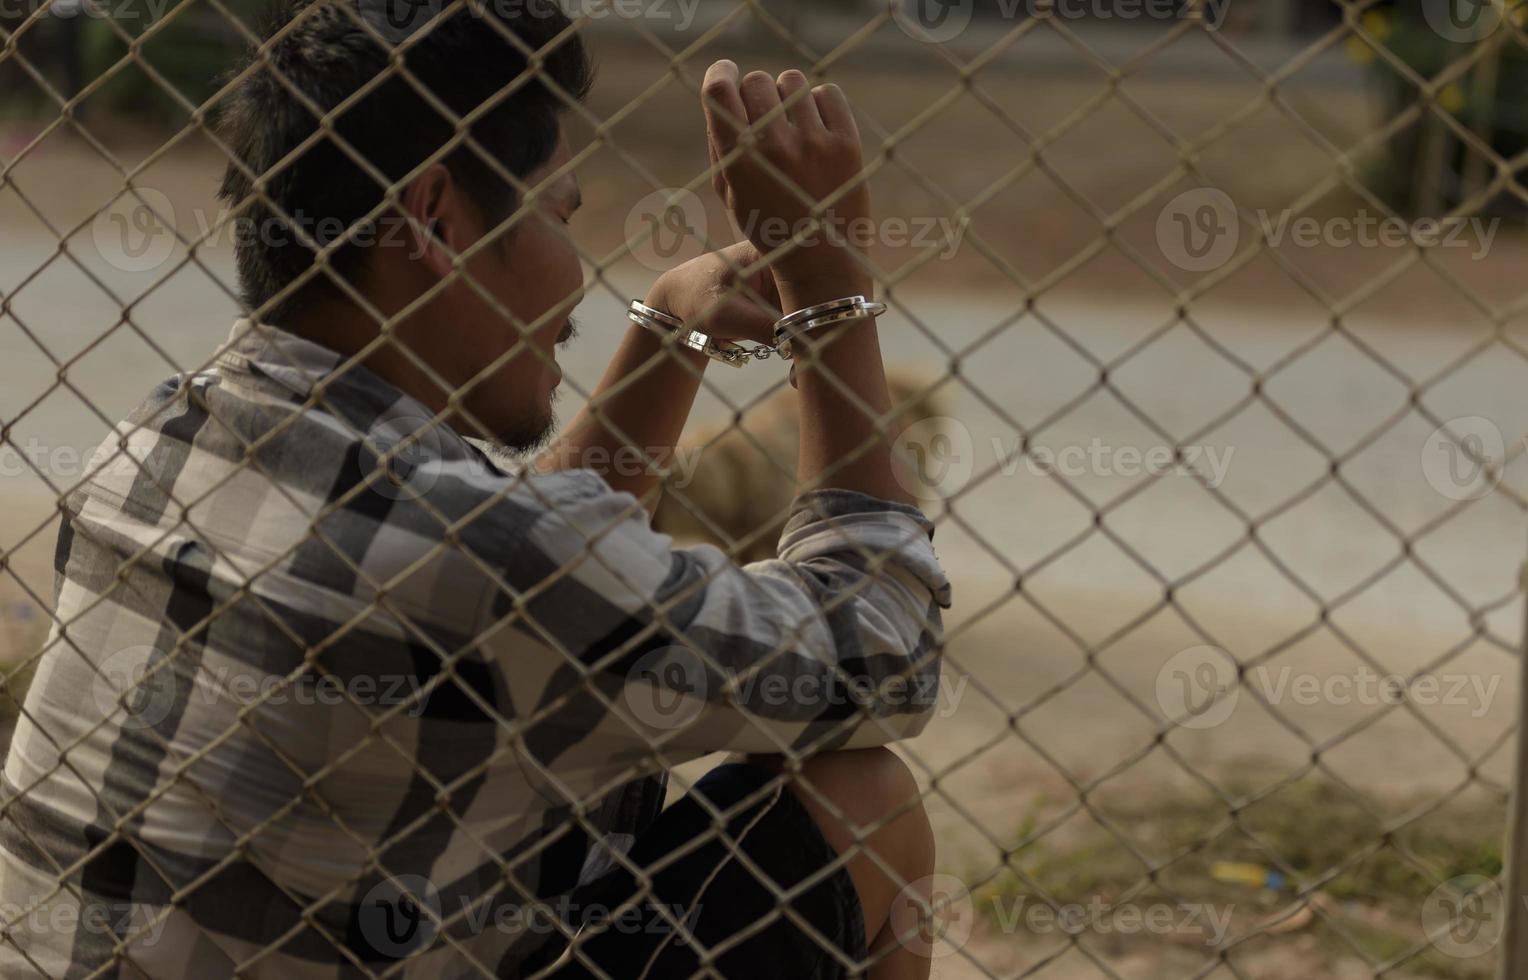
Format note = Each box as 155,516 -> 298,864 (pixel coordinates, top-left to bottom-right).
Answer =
700,60 -> 873,303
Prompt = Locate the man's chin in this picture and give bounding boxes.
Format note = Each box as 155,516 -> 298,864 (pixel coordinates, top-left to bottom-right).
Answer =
492,405 -> 557,455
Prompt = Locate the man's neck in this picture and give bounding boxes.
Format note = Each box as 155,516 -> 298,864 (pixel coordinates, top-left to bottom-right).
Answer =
283,301 -> 450,422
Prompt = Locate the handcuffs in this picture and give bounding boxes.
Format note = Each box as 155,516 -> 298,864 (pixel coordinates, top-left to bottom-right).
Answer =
626,295 -> 887,369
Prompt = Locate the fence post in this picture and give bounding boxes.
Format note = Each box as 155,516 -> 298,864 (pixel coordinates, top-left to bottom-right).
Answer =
1500,557 -> 1528,978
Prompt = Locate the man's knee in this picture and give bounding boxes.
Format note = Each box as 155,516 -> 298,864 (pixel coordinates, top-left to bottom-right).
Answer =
768,748 -> 933,875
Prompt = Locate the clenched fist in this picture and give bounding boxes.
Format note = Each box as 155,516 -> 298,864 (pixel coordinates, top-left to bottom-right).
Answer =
700,61 -> 874,304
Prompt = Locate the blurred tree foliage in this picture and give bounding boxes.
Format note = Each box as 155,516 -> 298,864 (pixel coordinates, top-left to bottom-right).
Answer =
1359,0 -> 1528,216
2,0 -> 266,127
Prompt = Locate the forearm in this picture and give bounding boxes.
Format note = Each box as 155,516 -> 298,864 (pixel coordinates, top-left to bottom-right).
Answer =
537,319 -> 707,507
779,279 -> 915,506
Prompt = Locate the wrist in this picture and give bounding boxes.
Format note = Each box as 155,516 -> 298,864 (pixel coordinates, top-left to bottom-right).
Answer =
632,289 -> 713,369
773,273 -> 874,314
643,277 -> 677,318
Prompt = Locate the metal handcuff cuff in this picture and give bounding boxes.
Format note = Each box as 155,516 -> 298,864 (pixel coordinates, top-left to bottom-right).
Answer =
626,295 -> 887,368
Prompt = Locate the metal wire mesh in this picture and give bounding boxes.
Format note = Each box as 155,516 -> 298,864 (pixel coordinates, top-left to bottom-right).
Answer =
0,0 -> 1526,977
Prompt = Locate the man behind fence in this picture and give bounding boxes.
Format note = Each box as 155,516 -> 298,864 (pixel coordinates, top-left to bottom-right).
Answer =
0,2 -> 951,977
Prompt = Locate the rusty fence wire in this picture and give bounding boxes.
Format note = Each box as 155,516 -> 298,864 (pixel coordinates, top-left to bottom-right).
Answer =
2,0 -> 1528,977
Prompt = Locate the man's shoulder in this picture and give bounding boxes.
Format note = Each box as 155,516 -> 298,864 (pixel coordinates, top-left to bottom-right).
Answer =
67,370 -> 636,627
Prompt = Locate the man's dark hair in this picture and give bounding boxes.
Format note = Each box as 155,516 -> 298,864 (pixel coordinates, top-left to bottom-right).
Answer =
215,0 -> 593,325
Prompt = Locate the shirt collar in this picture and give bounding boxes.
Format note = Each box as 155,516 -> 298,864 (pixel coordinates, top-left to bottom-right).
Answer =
213,319 -> 450,452
211,319 -> 533,480
215,319 -> 348,401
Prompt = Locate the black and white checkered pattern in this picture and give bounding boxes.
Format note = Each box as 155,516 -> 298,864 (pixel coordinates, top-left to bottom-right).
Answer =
0,320 -> 950,977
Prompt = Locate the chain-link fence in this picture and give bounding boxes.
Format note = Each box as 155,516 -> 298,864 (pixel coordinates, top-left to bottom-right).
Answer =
1,0 -> 1527,976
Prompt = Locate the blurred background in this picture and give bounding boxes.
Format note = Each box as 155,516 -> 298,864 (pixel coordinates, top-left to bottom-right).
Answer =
3,0 -> 1528,976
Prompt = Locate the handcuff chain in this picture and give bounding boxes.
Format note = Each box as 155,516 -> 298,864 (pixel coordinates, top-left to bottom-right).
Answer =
627,296 -> 887,368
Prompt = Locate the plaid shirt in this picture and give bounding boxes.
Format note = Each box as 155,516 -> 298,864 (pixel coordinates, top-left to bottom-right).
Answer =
0,320 -> 950,978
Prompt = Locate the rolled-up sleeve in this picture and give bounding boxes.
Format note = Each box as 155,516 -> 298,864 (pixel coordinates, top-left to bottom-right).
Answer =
476,474 -> 952,767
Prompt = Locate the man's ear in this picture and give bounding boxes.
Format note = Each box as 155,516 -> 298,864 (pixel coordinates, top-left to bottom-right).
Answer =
398,163 -> 463,280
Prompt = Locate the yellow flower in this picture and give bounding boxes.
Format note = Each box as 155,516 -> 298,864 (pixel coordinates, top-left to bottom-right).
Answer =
1361,10 -> 1392,40
1345,35 -> 1376,65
